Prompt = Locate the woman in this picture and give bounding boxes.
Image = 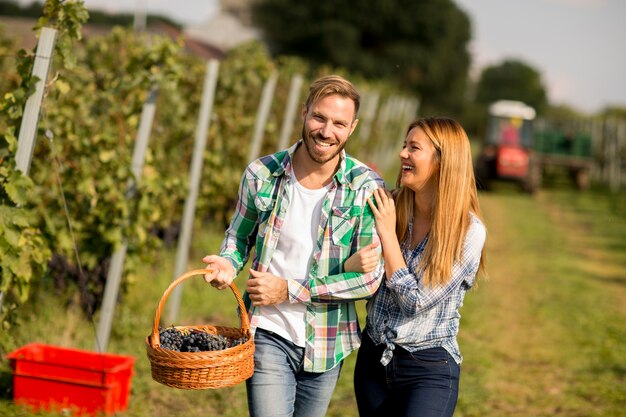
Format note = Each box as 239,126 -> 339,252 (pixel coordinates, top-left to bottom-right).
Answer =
348,116 -> 486,417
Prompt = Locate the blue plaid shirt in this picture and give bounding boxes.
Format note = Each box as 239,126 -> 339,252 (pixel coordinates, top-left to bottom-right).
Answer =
365,213 -> 486,365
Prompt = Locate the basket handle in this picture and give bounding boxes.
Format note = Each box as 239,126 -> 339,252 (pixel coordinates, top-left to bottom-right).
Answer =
150,268 -> 249,347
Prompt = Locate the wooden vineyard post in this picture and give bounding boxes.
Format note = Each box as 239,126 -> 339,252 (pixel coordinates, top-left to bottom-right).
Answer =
15,27 -> 58,175
1,28 -> 58,315
248,71 -> 278,162
94,87 -> 158,352
166,59 -> 220,324
276,73 -> 303,151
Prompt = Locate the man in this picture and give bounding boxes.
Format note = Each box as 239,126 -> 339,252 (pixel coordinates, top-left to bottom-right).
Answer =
202,75 -> 385,417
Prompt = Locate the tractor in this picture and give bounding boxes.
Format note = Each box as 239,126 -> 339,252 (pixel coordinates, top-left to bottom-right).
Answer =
474,100 -> 539,192
475,100 -> 595,193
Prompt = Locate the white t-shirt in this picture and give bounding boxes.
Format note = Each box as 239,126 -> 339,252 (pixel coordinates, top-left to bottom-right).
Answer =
256,171 -> 328,347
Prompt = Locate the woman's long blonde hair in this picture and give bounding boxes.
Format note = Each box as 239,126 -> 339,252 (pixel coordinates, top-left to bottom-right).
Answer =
394,117 -> 486,286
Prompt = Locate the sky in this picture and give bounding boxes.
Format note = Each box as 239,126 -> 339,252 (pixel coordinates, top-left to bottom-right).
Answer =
455,0 -> 626,113
19,0 -> 626,114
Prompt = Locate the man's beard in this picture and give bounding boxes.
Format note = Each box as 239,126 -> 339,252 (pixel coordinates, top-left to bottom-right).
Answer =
301,126 -> 346,164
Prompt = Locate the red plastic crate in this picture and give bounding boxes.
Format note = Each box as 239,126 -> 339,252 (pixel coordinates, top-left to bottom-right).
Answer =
6,343 -> 135,416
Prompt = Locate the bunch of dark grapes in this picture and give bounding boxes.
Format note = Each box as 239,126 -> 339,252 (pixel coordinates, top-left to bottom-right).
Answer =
182,331 -> 229,352
158,327 -> 248,352
228,337 -> 248,348
159,327 -> 184,351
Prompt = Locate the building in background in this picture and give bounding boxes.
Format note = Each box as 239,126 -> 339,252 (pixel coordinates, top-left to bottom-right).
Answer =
183,0 -> 262,55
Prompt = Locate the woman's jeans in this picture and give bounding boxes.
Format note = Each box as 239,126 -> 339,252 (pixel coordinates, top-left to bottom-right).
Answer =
246,328 -> 342,417
354,331 -> 460,417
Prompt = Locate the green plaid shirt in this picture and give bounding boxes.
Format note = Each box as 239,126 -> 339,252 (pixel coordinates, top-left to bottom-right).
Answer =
220,140 -> 385,372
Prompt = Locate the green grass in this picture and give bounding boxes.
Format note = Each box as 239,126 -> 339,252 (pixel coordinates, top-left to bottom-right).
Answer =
1,189 -> 625,416
456,189 -> 626,417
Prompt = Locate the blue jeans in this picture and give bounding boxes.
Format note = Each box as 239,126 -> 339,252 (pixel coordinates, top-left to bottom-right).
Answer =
246,328 -> 342,417
354,331 -> 460,417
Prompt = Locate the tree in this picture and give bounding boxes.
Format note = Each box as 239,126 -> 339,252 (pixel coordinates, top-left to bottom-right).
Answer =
251,0 -> 472,115
475,59 -> 548,114
599,105 -> 626,119
544,103 -> 585,120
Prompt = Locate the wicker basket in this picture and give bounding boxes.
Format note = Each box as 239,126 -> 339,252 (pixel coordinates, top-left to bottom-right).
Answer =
146,269 -> 254,390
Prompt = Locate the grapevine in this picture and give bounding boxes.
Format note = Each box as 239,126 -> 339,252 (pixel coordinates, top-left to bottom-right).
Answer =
0,0 -> 407,346
0,0 -> 88,341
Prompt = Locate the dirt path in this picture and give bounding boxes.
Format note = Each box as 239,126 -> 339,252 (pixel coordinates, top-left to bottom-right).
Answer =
456,190 -> 626,417
537,191 -> 626,316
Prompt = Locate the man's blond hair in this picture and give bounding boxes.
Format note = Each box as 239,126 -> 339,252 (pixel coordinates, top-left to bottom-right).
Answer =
304,75 -> 360,119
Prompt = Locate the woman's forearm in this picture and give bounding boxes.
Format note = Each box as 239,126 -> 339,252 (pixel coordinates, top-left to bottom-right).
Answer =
379,232 -> 407,278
